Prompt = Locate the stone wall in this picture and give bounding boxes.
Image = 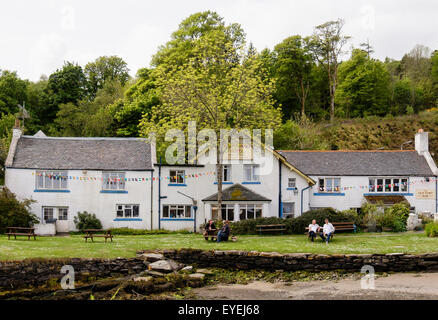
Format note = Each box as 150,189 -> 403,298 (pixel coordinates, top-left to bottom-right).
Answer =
157,249 -> 438,272
0,258 -> 146,289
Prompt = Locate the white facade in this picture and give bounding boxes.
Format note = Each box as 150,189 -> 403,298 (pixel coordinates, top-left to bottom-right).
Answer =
4,129 -> 438,234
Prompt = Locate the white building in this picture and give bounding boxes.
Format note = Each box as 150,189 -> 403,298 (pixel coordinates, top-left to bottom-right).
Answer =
4,127 -> 438,234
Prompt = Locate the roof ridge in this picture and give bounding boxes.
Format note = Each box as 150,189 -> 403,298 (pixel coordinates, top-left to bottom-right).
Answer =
277,149 -> 416,152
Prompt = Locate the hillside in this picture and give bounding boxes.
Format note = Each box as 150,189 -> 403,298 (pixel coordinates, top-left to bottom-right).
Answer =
320,112 -> 438,161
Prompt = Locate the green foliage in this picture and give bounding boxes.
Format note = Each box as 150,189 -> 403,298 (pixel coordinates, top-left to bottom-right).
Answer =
73,211 -> 102,231
406,105 -> 415,115
336,49 -> 391,117
0,70 -> 28,115
0,187 -> 38,233
425,222 -> 438,237
0,113 -> 14,183
84,56 -> 130,99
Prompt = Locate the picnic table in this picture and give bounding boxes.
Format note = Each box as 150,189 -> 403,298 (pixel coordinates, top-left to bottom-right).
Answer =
6,227 -> 37,240
203,228 -> 218,241
83,229 -> 113,242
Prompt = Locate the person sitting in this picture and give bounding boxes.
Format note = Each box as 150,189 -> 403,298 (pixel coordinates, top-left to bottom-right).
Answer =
203,219 -> 216,240
308,219 -> 324,242
217,220 -> 230,243
322,218 -> 335,244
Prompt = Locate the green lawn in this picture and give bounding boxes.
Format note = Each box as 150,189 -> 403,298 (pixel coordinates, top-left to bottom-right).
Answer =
1,232 -> 437,261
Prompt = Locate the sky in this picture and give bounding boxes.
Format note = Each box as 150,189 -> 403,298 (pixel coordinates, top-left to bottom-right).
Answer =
1,0 -> 437,81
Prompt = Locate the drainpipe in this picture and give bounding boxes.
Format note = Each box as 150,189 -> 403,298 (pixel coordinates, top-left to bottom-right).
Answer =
278,159 -> 282,218
150,170 -> 153,230
436,177 -> 437,213
157,157 -> 167,230
301,186 -> 312,215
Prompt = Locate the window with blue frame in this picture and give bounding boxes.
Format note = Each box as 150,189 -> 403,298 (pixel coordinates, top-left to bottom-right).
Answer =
102,172 -> 126,191
169,170 -> 185,184
368,177 -> 408,193
162,205 -> 192,219
244,164 -> 260,182
116,204 -> 139,218
35,170 -> 68,190
288,178 -> 296,188
319,178 -> 341,192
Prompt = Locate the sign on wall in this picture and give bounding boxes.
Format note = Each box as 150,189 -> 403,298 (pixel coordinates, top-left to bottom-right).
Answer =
415,189 -> 435,199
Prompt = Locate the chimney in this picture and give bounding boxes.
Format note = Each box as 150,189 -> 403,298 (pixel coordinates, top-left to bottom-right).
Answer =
415,129 -> 428,155
5,122 -> 23,167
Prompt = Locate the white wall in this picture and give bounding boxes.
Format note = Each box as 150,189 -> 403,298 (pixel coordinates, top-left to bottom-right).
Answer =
6,168 -> 153,231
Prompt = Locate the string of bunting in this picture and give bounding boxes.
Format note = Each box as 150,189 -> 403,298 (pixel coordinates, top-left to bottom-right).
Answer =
32,171 -> 216,183
31,171 -> 438,190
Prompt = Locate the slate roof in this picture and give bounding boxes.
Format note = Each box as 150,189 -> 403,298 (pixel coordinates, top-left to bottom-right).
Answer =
277,150 -> 434,176
202,183 -> 271,202
9,136 -> 153,171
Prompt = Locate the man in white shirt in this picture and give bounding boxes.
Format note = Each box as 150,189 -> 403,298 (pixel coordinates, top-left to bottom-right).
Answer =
308,219 -> 324,242
322,218 -> 335,244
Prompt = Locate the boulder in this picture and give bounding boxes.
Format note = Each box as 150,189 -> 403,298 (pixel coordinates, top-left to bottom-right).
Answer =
148,260 -> 182,273
188,273 -> 205,280
139,253 -> 165,262
133,276 -> 152,282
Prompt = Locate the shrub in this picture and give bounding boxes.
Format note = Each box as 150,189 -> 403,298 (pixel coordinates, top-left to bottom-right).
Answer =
385,202 -> 409,224
425,222 -> 438,237
73,211 -> 102,231
0,187 -> 39,233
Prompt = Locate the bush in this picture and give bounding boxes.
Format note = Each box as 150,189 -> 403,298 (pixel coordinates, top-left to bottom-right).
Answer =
73,211 -> 102,231
109,228 -> 191,235
0,187 -> 38,233
425,222 -> 438,237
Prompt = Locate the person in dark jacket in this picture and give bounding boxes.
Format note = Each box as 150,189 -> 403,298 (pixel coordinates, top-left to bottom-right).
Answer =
203,220 -> 217,240
217,220 -> 230,242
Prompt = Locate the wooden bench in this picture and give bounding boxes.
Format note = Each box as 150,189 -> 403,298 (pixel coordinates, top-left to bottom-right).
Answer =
256,224 -> 286,235
83,229 -> 113,242
6,227 -> 37,240
305,221 -> 356,239
203,228 -> 218,241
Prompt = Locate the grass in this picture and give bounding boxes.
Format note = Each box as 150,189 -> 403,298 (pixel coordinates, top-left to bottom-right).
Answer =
1,231 -> 437,261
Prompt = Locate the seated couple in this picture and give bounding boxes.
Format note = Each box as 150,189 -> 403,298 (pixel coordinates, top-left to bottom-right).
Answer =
308,219 -> 335,244
204,219 -> 231,242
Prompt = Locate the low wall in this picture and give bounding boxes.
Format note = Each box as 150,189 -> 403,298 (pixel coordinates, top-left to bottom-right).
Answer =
0,258 -> 146,289
157,249 -> 438,272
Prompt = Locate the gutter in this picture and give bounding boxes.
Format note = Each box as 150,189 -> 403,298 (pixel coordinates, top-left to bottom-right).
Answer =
301,186 -> 312,215
278,159 -> 282,218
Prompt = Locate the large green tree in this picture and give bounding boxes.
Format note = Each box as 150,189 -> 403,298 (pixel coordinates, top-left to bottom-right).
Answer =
84,56 -> 130,99
336,49 -> 391,117
0,70 -> 28,115
140,29 -> 281,211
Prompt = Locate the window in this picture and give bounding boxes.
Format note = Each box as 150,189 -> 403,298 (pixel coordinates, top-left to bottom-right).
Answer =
239,204 -> 263,220
169,170 -> 185,184
42,207 -> 68,222
288,178 -> 296,188
162,205 -> 192,219
102,172 -> 126,190
116,204 -> 140,218
211,204 -> 234,221
223,165 -> 231,182
282,202 -> 295,218
368,177 -> 409,193
244,164 -> 260,182
319,178 -> 341,192
35,171 -> 68,190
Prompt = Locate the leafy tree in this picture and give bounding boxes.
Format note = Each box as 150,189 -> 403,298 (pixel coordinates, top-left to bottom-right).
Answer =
0,113 -> 15,184
336,49 -> 391,117
73,211 -> 102,231
140,29 -> 281,211
0,70 -> 28,115
272,36 -> 315,119
151,11 -> 245,68
310,19 -> 350,121
38,62 -> 87,130
84,56 -> 130,99
0,187 -> 38,233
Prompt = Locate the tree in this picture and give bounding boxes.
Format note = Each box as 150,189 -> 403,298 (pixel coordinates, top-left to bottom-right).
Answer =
336,49 -> 391,117
273,35 -> 314,119
0,113 -> 15,184
0,187 -> 38,233
310,19 -> 350,121
140,29 -> 281,214
84,56 -> 130,99
151,11 -> 245,68
0,70 -> 28,115
38,62 -> 87,130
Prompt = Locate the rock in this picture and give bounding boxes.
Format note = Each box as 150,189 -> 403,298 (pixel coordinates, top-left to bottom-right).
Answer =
196,268 -> 214,275
188,273 -> 205,280
133,276 -> 152,282
180,266 -> 193,272
148,260 -> 182,273
139,253 -> 165,262
146,270 -> 166,277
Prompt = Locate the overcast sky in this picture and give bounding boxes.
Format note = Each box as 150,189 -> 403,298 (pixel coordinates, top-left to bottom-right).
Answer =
1,0 -> 437,81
